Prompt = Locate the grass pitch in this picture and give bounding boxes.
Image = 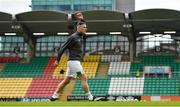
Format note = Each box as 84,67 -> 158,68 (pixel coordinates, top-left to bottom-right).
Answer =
0,101 -> 180,107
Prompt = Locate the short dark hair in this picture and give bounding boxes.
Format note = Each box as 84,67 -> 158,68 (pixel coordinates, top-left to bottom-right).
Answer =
77,21 -> 86,26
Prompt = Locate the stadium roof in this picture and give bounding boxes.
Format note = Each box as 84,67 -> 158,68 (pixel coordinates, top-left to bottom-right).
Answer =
82,10 -> 128,36
0,12 -> 14,34
130,9 -> 180,37
1,9 -> 180,38
15,10 -> 128,37
15,11 -> 68,36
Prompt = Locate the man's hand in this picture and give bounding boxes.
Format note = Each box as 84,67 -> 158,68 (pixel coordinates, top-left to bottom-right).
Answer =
54,60 -> 59,66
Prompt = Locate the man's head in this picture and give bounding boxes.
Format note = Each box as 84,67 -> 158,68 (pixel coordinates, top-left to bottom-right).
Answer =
77,22 -> 87,35
74,11 -> 84,20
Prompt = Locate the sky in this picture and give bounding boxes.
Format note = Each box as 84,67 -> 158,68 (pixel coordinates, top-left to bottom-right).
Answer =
0,0 -> 180,14
0,0 -> 31,15
136,0 -> 180,11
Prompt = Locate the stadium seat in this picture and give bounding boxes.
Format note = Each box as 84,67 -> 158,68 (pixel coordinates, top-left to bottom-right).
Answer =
0,78 -> 32,98
26,78 -> 63,98
108,77 -> 144,96
72,78 -> 111,96
143,78 -> 179,96
1,57 -> 49,77
108,62 -> 131,76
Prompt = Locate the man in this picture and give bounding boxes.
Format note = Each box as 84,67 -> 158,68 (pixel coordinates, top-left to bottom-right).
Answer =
50,22 -> 93,101
68,11 -> 86,34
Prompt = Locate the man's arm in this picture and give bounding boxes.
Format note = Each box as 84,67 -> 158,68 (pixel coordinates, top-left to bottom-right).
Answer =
56,37 -> 74,62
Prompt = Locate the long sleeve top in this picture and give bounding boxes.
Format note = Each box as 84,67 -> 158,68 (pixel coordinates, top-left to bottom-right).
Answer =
56,32 -> 84,62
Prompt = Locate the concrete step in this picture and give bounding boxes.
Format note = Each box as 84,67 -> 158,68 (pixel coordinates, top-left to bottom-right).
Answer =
96,63 -> 109,78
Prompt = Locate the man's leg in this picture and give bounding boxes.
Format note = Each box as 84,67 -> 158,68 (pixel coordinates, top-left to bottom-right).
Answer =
79,74 -> 93,101
50,76 -> 72,101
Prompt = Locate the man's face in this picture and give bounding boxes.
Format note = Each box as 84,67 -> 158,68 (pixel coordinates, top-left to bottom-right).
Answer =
77,24 -> 87,34
76,12 -> 84,20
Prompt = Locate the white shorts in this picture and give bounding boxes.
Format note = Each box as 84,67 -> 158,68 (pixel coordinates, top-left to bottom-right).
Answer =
66,60 -> 85,78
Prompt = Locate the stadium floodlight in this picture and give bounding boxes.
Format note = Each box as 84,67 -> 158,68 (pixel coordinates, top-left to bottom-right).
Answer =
110,32 -> 121,35
164,31 -> 176,34
5,33 -> 16,35
33,33 -> 45,35
139,32 -> 151,34
57,32 -> 69,35
86,32 -> 97,35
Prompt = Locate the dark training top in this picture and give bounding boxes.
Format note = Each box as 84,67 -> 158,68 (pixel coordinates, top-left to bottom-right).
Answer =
56,32 -> 84,62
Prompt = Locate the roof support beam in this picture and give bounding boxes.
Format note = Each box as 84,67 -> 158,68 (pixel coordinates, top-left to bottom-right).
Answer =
16,15 -> 36,62
125,13 -> 136,61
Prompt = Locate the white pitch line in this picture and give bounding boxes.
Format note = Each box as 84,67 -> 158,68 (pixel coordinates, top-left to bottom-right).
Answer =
0,105 -> 179,107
